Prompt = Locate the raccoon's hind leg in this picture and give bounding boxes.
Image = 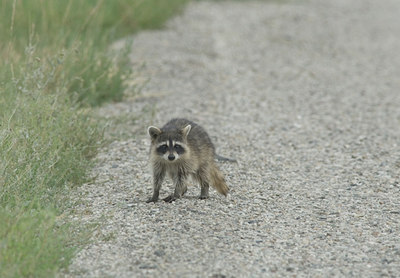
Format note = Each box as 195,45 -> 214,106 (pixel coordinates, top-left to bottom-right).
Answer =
199,182 -> 209,200
194,169 -> 210,200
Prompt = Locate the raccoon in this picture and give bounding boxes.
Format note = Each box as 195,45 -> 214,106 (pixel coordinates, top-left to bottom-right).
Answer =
146,118 -> 230,203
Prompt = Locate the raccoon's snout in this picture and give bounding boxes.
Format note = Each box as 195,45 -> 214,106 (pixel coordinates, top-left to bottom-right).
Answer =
168,154 -> 175,161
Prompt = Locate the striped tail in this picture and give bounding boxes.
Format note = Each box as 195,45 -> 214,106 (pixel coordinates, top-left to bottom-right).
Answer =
210,164 -> 229,196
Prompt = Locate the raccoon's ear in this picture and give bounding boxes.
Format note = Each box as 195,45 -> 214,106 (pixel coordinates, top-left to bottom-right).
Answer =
148,126 -> 161,140
182,124 -> 191,138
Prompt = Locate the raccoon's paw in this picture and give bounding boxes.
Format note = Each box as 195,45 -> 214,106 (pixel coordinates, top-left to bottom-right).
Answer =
146,197 -> 158,203
163,195 -> 177,203
199,195 -> 209,200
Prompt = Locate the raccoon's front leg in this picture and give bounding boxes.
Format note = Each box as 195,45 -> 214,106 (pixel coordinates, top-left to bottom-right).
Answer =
163,171 -> 187,203
146,165 -> 165,203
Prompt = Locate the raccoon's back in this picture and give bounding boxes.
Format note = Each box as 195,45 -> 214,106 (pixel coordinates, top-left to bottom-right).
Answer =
187,123 -> 215,160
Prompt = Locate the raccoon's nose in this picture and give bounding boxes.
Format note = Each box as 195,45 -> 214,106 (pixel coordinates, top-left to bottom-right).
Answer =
168,154 -> 175,161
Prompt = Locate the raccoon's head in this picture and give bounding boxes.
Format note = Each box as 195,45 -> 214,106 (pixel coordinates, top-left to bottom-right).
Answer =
148,124 -> 191,162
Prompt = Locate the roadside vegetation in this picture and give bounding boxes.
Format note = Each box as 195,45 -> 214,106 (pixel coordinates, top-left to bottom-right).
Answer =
0,0 -> 188,277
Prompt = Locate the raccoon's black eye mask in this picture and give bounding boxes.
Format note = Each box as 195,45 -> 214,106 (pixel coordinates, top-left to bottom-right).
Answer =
157,144 -> 168,154
174,144 -> 184,154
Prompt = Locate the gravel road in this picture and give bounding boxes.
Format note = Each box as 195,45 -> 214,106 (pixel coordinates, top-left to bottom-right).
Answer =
64,0 -> 400,277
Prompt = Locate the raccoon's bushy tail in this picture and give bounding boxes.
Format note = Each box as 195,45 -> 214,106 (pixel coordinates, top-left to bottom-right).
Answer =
210,164 -> 229,196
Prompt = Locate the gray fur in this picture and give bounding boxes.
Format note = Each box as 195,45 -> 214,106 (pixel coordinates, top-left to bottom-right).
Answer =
147,118 -> 229,203
215,154 -> 237,163
148,126 -> 161,140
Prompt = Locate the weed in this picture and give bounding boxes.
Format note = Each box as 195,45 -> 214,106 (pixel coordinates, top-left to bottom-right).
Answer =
0,0 -> 189,276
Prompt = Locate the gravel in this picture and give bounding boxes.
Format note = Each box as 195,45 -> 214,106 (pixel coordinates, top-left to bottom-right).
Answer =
63,0 -> 400,277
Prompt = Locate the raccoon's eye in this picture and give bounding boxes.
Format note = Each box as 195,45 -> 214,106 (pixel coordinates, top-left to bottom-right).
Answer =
157,144 -> 168,153
174,144 -> 184,153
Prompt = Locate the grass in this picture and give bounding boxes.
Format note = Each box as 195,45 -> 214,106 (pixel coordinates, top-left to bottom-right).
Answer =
0,0 -> 189,277
1,0 -> 189,105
